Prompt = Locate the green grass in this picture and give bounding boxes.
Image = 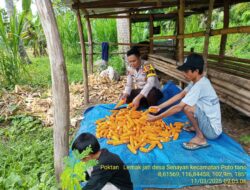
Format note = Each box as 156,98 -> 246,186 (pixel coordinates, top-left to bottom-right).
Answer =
239,135 -> 250,144
19,55 -> 83,87
17,54 -> 125,88
0,115 -> 57,189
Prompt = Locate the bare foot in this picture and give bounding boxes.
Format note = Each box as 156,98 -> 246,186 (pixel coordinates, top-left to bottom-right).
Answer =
183,126 -> 196,132
189,136 -> 207,145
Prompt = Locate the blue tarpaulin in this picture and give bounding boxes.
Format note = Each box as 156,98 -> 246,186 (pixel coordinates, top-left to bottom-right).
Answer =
76,81 -> 250,189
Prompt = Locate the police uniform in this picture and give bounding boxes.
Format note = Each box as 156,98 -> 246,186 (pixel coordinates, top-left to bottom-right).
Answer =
123,61 -> 163,107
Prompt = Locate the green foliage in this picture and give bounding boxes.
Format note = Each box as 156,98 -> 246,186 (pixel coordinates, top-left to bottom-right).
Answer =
56,9 -> 81,57
239,135 -> 250,144
132,22 -> 149,42
109,56 -> 126,75
92,19 -> 117,44
0,115 -> 57,189
0,9 -> 27,87
60,148 -> 98,190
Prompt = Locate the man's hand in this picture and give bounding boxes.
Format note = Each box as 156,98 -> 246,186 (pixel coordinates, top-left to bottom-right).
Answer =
120,93 -> 129,100
148,106 -> 161,114
147,113 -> 162,122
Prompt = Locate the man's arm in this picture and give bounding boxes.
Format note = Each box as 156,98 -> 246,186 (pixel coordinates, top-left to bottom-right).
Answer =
123,74 -> 133,97
148,101 -> 186,121
158,90 -> 187,109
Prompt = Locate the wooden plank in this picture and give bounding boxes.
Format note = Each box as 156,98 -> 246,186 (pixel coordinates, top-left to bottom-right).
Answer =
76,9 -> 89,104
35,0 -> 70,182
203,0 -> 215,73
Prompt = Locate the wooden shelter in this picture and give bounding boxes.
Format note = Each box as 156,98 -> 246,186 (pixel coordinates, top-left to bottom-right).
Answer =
64,0 -> 250,116
37,0 -> 250,182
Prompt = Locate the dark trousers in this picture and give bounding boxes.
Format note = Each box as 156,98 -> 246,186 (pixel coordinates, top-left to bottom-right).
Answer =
126,87 -> 163,108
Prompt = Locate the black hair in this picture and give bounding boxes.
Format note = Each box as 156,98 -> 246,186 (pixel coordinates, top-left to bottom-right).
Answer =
72,133 -> 100,154
126,47 -> 140,57
189,66 -> 203,74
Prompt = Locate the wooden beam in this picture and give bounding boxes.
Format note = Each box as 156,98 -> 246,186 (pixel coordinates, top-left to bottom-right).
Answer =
76,9 -> 89,104
72,0 -> 134,9
149,14 -> 154,54
152,26 -> 250,40
178,0 -> 185,65
203,0 -> 215,73
35,0 -> 70,182
129,13 -> 132,45
74,1 -> 176,9
83,9 -> 94,74
85,2 -> 177,18
219,0 -> 229,58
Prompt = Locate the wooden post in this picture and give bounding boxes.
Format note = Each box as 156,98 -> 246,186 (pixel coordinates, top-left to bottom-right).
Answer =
35,0 -> 70,182
85,12 -> 94,74
178,0 -> 185,65
203,0 -> 215,74
76,9 -> 89,104
149,14 -> 154,54
175,17 -> 179,61
129,14 -> 132,47
219,0 -> 229,59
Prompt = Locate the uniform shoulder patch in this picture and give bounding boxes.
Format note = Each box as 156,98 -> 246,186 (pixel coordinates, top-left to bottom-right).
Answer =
143,63 -> 156,77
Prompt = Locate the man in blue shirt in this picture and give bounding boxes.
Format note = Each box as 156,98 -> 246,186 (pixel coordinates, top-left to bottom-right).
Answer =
147,53 -> 222,150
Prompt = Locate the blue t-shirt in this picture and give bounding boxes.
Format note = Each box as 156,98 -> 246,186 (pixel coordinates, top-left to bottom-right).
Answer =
181,77 -> 222,135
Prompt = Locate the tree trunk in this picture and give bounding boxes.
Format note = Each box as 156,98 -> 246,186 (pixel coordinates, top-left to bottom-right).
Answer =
35,0 -> 70,182
5,0 -> 32,64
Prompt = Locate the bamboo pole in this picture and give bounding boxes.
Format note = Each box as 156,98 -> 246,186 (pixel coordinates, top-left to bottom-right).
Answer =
219,0 -> 229,58
210,77 -> 250,99
208,68 -> 250,90
218,95 -> 250,117
184,51 -> 250,64
178,0 -> 185,65
213,85 -> 250,105
175,17 -> 179,61
35,0 -> 70,182
129,13 -> 132,46
76,9 -> 89,104
207,60 -> 250,73
208,64 -> 250,79
149,14 -> 154,54
203,0 -> 215,73
84,11 -> 94,74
